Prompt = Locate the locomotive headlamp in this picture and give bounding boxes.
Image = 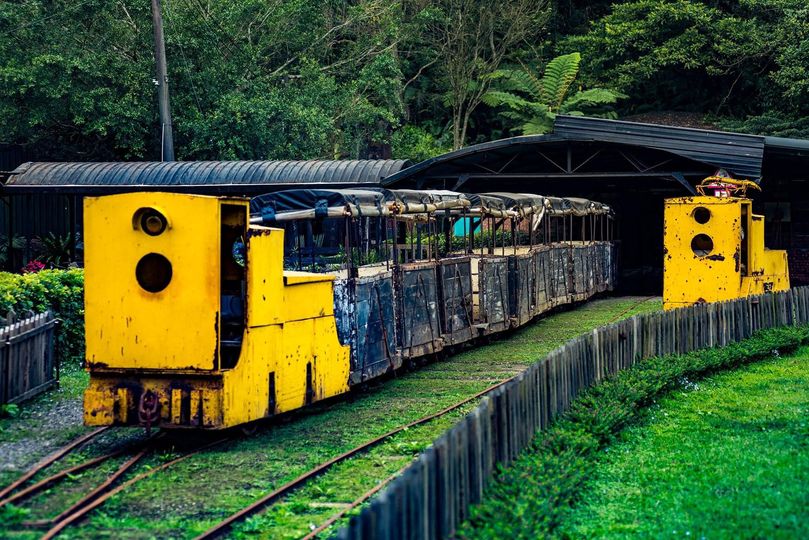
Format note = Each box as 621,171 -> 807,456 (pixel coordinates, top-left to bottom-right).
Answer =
138,208 -> 168,236
136,253 -> 173,293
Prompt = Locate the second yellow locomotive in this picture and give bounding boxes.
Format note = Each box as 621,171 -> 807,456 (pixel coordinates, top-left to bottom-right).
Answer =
663,177 -> 789,310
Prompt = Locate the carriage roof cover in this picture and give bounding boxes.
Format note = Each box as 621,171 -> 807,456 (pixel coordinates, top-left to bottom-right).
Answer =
251,188 -> 609,223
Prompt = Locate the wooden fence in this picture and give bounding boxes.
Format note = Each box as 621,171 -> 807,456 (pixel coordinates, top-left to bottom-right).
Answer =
0,311 -> 57,405
336,287 -> 809,539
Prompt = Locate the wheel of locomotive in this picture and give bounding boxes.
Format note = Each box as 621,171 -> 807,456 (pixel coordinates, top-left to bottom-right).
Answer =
239,421 -> 259,437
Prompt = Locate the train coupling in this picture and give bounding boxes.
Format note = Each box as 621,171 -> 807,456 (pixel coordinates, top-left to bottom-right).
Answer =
84,375 -> 224,429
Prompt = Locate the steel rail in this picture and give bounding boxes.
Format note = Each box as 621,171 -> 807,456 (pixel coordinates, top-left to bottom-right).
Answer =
606,296 -> 657,324
0,449 -> 126,508
25,449 -> 149,529
39,437 -> 229,540
194,376 -> 517,540
301,465 -> 410,540
0,427 -> 109,501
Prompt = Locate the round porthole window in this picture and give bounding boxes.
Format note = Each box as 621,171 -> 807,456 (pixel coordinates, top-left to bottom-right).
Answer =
692,206 -> 711,224
691,234 -> 714,257
135,253 -> 173,293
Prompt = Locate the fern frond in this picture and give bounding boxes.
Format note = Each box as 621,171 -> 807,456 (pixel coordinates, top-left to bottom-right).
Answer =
560,88 -> 625,113
482,90 -> 531,110
520,115 -> 555,135
541,52 -> 581,111
500,69 -> 543,100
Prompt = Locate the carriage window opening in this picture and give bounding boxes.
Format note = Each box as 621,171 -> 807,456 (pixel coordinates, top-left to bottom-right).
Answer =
692,207 -> 711,224
691,234 -> 714,257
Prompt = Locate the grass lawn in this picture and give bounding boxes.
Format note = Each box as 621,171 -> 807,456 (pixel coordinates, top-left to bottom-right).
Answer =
561,346 -> 809,539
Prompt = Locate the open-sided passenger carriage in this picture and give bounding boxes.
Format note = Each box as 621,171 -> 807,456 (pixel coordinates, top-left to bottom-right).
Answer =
249,188 -> 615,384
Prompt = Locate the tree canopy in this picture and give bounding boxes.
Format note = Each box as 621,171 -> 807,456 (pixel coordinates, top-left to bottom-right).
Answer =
0,0 -> 806,163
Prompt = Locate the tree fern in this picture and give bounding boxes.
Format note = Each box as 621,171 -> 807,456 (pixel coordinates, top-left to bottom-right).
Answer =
540,52 -> 581,111
483,52 -> 625,136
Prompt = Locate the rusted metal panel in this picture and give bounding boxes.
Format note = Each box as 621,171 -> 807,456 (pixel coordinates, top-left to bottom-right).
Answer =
571,246 -> 588,300
479,257 -> 510,333
437,257 -> 475,346
397,262 -> 443,358
533,247 -> 552,315
335,274 -> 399,384
549,246 -> 570,305
508,254 -> 534,327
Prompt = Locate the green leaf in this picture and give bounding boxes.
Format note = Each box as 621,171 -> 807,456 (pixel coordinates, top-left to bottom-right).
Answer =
541,52 -> 581,111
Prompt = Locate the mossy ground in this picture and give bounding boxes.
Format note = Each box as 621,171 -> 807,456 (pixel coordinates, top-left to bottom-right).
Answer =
0,296 -> 660,539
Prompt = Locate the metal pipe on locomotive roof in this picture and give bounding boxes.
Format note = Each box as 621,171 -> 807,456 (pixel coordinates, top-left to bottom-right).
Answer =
151,0 -> 174,161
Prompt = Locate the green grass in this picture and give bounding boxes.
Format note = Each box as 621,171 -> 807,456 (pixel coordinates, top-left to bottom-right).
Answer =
0,296 -> 661,540
458,325 -> 809,540
561,347 -> 809,539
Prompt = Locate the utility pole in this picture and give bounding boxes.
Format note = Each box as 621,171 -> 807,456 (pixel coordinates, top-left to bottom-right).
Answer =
151,0 -> 174,161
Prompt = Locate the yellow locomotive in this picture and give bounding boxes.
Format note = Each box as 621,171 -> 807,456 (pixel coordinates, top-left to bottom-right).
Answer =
83,189 -> 616,430
83,193 -> 351,429
663,177 -> 789,310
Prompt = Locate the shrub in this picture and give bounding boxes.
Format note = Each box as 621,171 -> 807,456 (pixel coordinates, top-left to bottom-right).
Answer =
0,269 -> 84,367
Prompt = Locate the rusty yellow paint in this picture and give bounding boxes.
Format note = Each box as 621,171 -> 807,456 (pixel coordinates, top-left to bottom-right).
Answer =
221,228 -> 350,425
171,388 -> 182,425
84,192 -> 247,371
663,195 -> 789,310
83,192 -> 351,429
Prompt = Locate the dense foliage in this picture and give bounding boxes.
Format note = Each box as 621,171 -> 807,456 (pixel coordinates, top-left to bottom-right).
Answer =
0,269 -> 84,366
458,324 -> 809,538
565,0 -> 809,137
0,0 -> 806,162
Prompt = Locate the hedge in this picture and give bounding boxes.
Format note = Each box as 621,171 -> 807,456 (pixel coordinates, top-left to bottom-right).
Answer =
0,269 -> 84,367
457,324 -> 809,539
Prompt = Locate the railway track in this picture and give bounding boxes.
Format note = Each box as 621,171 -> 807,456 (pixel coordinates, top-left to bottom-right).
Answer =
0,427 -> 229,539
196,296 -> 664,540
194,376 -> 518,540
0,426 -> 110,503
0,297 -> 661,540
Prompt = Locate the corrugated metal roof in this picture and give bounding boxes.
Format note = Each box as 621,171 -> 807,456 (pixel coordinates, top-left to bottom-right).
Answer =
1,159 -> 409,193
553,115 -> 765,179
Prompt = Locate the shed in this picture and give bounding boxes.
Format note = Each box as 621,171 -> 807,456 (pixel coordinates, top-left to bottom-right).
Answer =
0,160 -> 409,270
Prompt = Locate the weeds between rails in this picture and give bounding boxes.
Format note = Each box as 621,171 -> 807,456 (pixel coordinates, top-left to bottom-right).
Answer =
0,428 -> 230,538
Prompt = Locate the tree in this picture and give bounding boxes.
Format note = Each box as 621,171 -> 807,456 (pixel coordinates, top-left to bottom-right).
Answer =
0,0 -> 410,161
482,52 -> 624,135
416,0 -> 550,149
